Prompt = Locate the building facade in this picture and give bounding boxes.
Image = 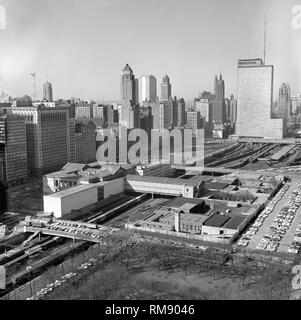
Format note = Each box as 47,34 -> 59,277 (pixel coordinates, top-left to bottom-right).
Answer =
139,75 -> 157,103
43,81 -> 53,102
118,101 -> 140,129
0,114 -> 28,185
235,58 -> 284,139
161,74 -> 172,101
229,95 -> 237,124
11,106 -> 74,176
75,119 -> 96,164
121,64 -> 138,106
275,83 -> 292,120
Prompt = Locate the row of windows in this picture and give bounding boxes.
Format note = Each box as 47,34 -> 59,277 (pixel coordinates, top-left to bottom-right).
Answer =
41,114 -> 66,121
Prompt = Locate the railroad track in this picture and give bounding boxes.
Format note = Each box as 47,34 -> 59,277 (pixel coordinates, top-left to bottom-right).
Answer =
0,193 -> 148,297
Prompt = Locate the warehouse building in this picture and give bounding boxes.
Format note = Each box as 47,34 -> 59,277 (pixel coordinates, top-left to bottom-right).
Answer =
43,184 -> 98,218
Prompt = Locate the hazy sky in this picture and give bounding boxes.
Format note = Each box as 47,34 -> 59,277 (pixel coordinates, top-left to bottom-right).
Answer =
0,0 -> 300,101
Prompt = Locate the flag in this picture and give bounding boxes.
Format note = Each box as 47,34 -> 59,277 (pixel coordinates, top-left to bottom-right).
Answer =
0,5 -> 6,30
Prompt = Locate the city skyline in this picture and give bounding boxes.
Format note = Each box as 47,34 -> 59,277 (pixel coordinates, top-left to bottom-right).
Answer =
0,0 -> 300,101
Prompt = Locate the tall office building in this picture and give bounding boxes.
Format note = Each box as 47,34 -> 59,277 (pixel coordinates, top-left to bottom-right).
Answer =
214,75 -> 225,101
93,104 -> 104,118
161,74 -> 172,101
139,75 -> 157,103
144,101 -> 160,130
212,74 -> 226,124
140,106 -> 152,136
276,83 -> 292,120
291,95 -> 301,114
75,119 -> 96,164
195,99 -> 212,124
175,98 -> 186,127
235,58 -> 284,139
118,101 -> 140,129
75,103 -> 94,118
229,94 -> 237,124
225,98 -> 231,122
159,101 -> 173,130
121,64 -> 138,106
186,111 -> 203,135
11,106 -> 74,175
0,114 -> 28,185
43,81 -> 53,102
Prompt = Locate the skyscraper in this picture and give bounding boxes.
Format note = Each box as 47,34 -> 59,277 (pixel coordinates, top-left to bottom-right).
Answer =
118,101 -> 140,129
214,74 -> 225,101
186,111 -> 203,136
0,114 -> 27,185
229,94 -> 237,124
139,75 -> 157,103
75,119 -> 96,164
43,81 -> 53,102
161,74 -> 172,101
195,99 -> 212,124
276,83 -> 292,120
120,64 -> 138,106
212,74 -> 226,124
235,58 -> 284,139
11,106 -> 74,175
175,98 -> 186,127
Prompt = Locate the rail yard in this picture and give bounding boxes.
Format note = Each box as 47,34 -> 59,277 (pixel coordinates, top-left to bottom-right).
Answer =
2,140 -> 301,300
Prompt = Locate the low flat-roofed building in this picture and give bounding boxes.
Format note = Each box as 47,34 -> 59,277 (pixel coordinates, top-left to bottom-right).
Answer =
43,162 -> 133,194
43,184 -> 98,218
202,211 -> 249,238
126,174 -> 203,198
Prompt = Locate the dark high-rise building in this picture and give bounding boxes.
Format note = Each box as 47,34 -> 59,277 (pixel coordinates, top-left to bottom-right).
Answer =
11,106 -> 74,175
121,64 -> 138,106
0,114 -> 27,185
214,74 -> 225,101
161,74 -> 172,101
43,81 -> 53,102
75,119 -> 96,163
276,83 -> 291,120
212,74 -> 226,124
175,98 -> 186,127
140,106 -> 152,136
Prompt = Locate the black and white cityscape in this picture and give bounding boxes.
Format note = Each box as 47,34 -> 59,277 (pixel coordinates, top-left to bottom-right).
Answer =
1,0 -> 301,303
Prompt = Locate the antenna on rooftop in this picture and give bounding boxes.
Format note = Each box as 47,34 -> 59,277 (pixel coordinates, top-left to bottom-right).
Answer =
263,14 -> 267,65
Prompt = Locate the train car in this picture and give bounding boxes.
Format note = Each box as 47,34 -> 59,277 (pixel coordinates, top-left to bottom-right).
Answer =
0,247 -> 25,265
25,245 -> 43,255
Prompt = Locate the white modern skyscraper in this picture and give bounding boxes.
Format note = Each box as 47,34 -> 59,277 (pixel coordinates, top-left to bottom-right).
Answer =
139,75 -> 157,103
236,58 -> 284,139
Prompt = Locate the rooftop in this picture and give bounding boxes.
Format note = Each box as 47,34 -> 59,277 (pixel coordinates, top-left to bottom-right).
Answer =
223,215 -> 246,230
45,184 -> 97,198
126,174 -> 202,187
203,213 -> 231,228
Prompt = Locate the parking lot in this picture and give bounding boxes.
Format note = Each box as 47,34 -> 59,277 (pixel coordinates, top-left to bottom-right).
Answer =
238,180 -> 301,254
